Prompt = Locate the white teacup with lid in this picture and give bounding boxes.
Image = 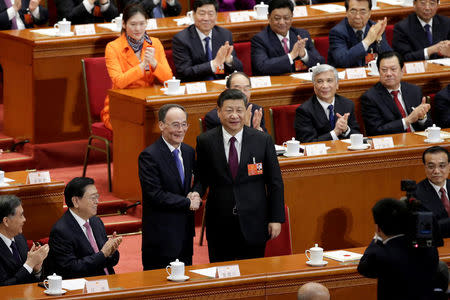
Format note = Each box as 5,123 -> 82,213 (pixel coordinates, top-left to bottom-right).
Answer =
283,137 -> 300,156
164,77 -> 181,94
425,124 -> 441,142
253,2 -> 269,19
44,273 -> 63,294
305,244 -> 324,264
54,18 -> 71,34
166,259 -> 185,279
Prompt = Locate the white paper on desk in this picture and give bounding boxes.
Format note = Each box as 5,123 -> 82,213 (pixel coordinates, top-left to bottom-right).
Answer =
212,79 -> 227,85
293,6 -> 308,17
405,62 -> 425,74
305,144 -> 327,156
414,131 -> 450,139
324,250 -> 362,262
62,278 -> 87,290
30,28 -> 58,36
376,0 -> 404,4
428,58 -> 450,67
372,137 -> 394,149
229,11 -> 251,22
250,76 -> 271,88
346,67 -> 367,79
310,4 -> 345,13
3,177 -> 14,183
190,267 -> 217,278
96,23 -> 120,32
75,24 -> 96,36
186,82 -> 207,94
174,17 -> 194,26
146,19 -> 158,30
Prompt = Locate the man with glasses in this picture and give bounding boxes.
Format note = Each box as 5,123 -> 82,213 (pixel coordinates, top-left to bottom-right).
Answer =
416,146 -> 450,237
393,0 -> 450,62
47,177 -> 122,279
138,104 -> 201,270
251,0 -> 324,76
328,0 -> 392,68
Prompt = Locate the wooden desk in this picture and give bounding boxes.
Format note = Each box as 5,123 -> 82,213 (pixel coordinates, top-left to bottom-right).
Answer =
1,2 -> 449,143
0,171 -> 64,240
109,62 -> 450,200
1,240 -> 450,300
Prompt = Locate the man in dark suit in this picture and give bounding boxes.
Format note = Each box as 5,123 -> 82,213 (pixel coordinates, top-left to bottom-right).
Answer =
120,0 -> 181,19
0,0 -> 48,30
393,0 -> 450,62
294,64 -> 360,142
205,72 -> 266,132
172,0 -> 243,82
47,177 -> 121,279
361,51 -> 433,136
434,84 -> 450,128
415,146 -> 450,238
328,0 -> 392,68
139,104 -> 201,270
358,198 -> 439,300
0,195 -> 49,286
250,0 -> 324,76
55,0 -> 118,24
194,89 -> 285,263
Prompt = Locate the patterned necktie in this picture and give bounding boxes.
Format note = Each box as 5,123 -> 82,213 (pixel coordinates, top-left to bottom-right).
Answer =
228,137 -> 238,179
440,187 -> 450,217
172,148 -> 184,185
4,0 -> 18,29
424,24 -> 432,46
10,241 -> 22,264
391,91 -> 411,132
84,222 -> 109,275
204,37 -> 212,61
282,37 -> 289,54
328,104 -> 335,130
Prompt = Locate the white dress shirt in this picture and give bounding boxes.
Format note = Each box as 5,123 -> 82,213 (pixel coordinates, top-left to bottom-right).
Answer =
316,96 -> 350,140
162,137 -> 185,172
6,0 -> 40,30
222,127 -> 243,163
275,32 -> 309,64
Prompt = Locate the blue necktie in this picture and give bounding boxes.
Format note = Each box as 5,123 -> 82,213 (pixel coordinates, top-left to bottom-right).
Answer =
424,24 -> 432,46
204,37 -> 212,61
10,241 -> 22,264
152,4 -> 164,18
328,104 -> 335,130
172,149 -> 184,185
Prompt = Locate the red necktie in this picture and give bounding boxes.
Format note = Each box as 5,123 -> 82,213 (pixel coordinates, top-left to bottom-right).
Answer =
282,37 -> 289,54
84,222 -> 109,275
440,187 -> 450,217
391,91 -> 411,132
229,137 -> 238,179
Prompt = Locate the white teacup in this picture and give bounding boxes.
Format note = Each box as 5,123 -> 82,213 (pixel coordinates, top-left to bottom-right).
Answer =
54,18 -> 71,34
187,10 -> 194,21
426,124 -> 441,142
164,77 -> 181,94
305,244 -> 323,264
44,273 -> 63,293
403,0 -> 413,5
283,137 -> 300,155
112,16 -> 122,30
368,60 -> 378,74
308,63 -> 320,73
350,133 -> 364,147
372,0 -> 377,8
166,259 -> 185,279
253,2 -> 268,19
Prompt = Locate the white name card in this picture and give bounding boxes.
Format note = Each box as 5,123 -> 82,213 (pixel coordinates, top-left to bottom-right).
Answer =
185,82 -> 207,94
146,19 -> 158,30
405,62 -> 425,74
75,24 -> 96,36
229,12 -> 250,22
293,6 -> 308,17
84,279 -> 109,294
305,144 -> 327,156
216,265 -> 240,278
372,137 -> 394,149
250,76 -> 272,88
345,67 -> 367,79
26,171 -> 51,184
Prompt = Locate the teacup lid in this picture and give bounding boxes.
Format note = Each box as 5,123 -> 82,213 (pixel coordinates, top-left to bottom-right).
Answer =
255,2 -> 268,7
286,137 -> 299,144
59,18 -> 70,24
48,273 -> 62,280
429,124 -> 440,130
310,243 -> 323,251
171,259 -> 184,266
167,76 -> 179,82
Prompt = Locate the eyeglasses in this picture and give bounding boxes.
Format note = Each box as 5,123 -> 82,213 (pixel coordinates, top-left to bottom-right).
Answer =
426,163 -> 449,171
166,122 -> 189,130
417,0 -> 438,6
348,8 -> 369,16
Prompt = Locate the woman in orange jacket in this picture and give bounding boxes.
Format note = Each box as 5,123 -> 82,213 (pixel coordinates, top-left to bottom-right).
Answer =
101,4 -> 173,130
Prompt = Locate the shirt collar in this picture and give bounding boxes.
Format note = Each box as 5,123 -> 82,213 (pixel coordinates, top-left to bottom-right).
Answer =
0,232 -> 12,248
69,208 -> 89,227
162,136 -> 181,154
222,127 -> 243,145
195,27 -> 212,41
417,16 -> 433,28
383,234 -> 405,244
386,83 -> 402,95
316,96 -> 335,111
428,179 -> 448,195
275,32 -> 289,43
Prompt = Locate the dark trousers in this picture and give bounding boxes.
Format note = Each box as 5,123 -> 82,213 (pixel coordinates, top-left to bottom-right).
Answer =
207,215 -> 266,263
142,238 -> 193,271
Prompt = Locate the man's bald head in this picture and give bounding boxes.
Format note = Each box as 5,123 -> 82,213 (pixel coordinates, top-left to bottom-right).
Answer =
297,282 -> 330,300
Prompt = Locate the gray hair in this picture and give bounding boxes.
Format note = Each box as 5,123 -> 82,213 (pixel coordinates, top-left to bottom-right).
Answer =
311,64 -> 339,83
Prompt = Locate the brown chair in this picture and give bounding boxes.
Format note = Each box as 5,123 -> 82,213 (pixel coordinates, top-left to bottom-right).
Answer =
81,57 -> 113,191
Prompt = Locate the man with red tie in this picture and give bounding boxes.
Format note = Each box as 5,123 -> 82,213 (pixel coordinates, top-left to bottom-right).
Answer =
360,51 -> 433,136
0,0 -> 48,30
416,146 -> 450,238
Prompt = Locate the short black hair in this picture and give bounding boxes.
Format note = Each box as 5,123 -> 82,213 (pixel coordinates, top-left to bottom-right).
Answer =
377,51 -> 404,71
372,198 -> 409,236
122,3 -> 149,34
0,195 -> 21,222
268,0 -> 293,14
64,177 -> 95,207
217,89 -> 247,108
225,71 -> 250,89
422,146 -> 450,164
344,0 -> 372,10
158,104 -> 187,122
193,0 -> 218,12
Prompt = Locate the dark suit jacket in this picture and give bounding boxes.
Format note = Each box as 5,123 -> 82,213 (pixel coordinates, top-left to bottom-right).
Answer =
434,84 -> 450,129
361,81 -> 433,136
55,0 -> 118,24
194,126 -> 285,245
358,236 -> 439,300
172,24 -> 243,82
205,103 -> 267,132
328,18 -> 392,68
0,0 -> 48,30
251,26 -> 325,76
393,13 -> 450,62
120,0 -> 181,19
294,94 -> 360,142
47,211 -> 119,279
138,137 -> 196,258
416,179 -> 450,238
0,234 -> 38,286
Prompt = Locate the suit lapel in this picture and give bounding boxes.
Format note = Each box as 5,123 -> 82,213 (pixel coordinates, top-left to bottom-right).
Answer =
181,143 -> 191,192
0,238 -> 20,268
411,14 -> 430,48
376,83 -> 401,118
266,27 -> 286,56
65,211 -> 96,254
189,25 -> 207,62
312,96 -> 331,131
89,218 -> 104,250
213,127 -> 233,180
211,26 -> 223,58
237,127 -> 251,180
400,84 -> 414,115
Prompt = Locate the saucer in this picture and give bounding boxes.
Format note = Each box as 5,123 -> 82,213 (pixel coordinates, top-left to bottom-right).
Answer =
367,71 -> 379,76
283,152 -> 304,157
55,31 -> 74,37
424,138 -> 444,143
167,275 -> 190,282
347,144 -> 370,150
253,15 -> 268,20
44,289 -> 67,295
306,260 -> 328,267
161,86 -> 185,96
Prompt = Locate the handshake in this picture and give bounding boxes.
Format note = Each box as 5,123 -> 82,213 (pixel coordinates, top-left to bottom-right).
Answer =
187,192 -> 202,211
